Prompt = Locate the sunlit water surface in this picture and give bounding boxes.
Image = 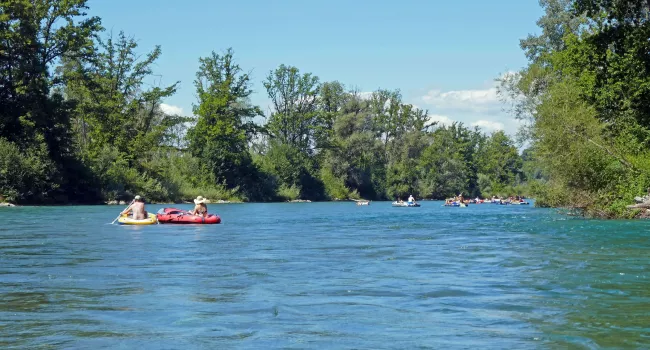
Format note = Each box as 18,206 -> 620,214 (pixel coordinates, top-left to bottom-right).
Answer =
1,202 -> 648,349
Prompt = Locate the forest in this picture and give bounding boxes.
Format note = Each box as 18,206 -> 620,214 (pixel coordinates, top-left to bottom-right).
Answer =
4,0 -> 649,219
502,0 -> 650,218
0,0 -> 534,205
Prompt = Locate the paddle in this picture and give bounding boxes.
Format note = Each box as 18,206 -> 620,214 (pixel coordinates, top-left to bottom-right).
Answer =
111,199 -> 134,225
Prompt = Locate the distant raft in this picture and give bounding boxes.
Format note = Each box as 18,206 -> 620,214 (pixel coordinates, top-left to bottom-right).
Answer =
156,208 -> 221,224
392,201 -> 420,207
117,213 -> 157,225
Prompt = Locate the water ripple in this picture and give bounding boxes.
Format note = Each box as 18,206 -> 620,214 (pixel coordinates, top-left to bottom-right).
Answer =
0,202 -> 649,348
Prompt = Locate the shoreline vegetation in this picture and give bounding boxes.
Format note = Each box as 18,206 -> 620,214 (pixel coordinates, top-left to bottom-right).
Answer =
499,0 -> 650,218
0,0 -> 535,209
2,1 -> 650,218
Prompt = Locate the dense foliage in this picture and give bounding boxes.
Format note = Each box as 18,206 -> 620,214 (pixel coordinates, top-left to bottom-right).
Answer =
501,0 -> 650,217
0,0 -> 531,204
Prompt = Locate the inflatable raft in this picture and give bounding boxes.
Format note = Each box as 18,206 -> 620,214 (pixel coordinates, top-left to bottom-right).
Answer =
117,213 -> 157,225
392,202 -> 420,207
156,208 -> 221,224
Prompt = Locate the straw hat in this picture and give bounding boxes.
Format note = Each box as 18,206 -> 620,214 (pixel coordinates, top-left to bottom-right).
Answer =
193,196 -> 207,204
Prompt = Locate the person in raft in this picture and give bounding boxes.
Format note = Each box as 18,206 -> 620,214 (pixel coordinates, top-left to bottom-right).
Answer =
189,196 -> 208,217
122,195 -> 147,220
408,194 -> 415,205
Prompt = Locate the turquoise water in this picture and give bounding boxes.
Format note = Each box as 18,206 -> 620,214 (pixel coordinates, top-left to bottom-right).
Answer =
1,202 -> 648,349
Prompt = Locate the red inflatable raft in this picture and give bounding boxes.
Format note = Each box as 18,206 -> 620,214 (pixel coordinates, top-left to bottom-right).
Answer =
156,208 -> 221,224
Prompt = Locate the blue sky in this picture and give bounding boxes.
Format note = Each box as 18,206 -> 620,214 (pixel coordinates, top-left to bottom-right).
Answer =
87,0 -> 543,134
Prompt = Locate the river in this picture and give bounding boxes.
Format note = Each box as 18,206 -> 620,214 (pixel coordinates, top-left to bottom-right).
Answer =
1,202 -> 648,349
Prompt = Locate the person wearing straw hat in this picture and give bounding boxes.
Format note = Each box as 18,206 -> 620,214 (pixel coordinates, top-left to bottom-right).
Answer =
189,196 -> 208,217
122,195 -> 147,220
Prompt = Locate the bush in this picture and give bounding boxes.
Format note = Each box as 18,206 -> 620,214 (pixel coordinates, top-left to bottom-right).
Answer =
93,148 -> 246,203
277,184 -> 301,201
0,139 -> 56,203
320,167 -> 351,200
176,183 -> 242,203
477,173 -> 493,198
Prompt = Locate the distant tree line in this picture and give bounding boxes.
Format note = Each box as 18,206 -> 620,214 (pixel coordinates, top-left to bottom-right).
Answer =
0,0 -> 535,204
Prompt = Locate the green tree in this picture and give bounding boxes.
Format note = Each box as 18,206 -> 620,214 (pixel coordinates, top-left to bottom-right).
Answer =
320,91 -> 387,199
186,48 -> 271,200
385,129 -> 429,199
264,64 -> 321,153
0,0 -> 101,203
418,124 -> 475,199
477,130 -> 523,189
316,81 -> 347,151
64,31 -> 179,160
519,0 -> 585,62
260,64 -> 328,199
0,0 -> 100,145
501,0 -> 650,217
62,31 -> 187,201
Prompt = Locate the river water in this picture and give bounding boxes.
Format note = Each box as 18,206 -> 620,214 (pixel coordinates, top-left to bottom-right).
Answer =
0,202 -> 648,349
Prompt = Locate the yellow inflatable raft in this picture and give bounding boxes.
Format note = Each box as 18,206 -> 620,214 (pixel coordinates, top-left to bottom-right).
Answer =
117,213 -> 157,225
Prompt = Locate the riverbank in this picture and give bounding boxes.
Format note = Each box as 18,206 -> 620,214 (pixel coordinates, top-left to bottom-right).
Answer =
626,191 -> 650,218
2,196 -> 378,207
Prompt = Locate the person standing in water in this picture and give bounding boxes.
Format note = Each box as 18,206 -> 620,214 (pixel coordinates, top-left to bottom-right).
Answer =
122,195 -> 146,220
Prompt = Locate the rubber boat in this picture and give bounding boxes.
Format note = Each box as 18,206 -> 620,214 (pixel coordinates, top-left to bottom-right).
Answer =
117,212 -> 157,225
392,201 -> 420,207
156,208 -> 221,224
443,202 -> 466,207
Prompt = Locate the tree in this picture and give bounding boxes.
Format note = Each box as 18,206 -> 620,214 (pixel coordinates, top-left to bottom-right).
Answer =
319,91 -> 387,199
186,48 -> 268,199
0,0 -> 101,203
502,0 -> 650,217
0,0 -> 100,145
264,64 -> 321,153
519,0 -> 585,63
477,130 -> 523,188
64,31 -> 179,160
316,81 -> 347,151
418,124 -> 475,199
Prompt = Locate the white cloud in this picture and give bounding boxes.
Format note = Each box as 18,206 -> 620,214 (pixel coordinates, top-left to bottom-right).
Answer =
427,114 -> 454,126
471,120 -> 504,131
415,73 -> 525,135
419,71 -> 520,116
160,103 -> 185,116
421,87 -> 500,114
